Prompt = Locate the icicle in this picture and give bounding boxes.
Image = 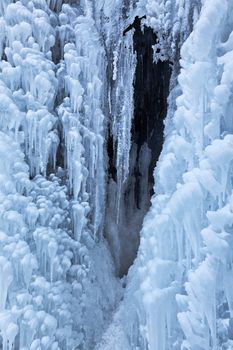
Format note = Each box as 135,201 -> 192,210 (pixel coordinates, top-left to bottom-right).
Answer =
72,203 -> 86,242
0,313 -> 18,350
67,127 -> 83,200
0,257 -> 12,310
48,240 -> 58,283
111,32 -> 136,223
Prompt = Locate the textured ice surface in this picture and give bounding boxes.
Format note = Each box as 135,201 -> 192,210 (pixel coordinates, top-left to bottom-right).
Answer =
115,1 -> 233,350
1,0 -> 233,349
0,1 -> 121,349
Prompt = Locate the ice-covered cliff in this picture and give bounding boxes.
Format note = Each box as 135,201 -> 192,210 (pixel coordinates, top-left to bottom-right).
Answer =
0,1 -> 121,349
117,1 -> 233,350
1,0 -> 233,349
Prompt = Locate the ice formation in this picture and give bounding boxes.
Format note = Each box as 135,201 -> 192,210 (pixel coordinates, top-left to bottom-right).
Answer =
1,0 -> 233,349
0,1 -> 120,349
119,1 -> 233,350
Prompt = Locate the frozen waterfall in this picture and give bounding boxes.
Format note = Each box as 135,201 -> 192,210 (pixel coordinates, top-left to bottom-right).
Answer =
0,0 -> 233,350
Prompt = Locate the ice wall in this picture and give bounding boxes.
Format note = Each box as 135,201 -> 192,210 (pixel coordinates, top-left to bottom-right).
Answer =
0,1 -> 121,349
102,0 -> 198,278
2,0 -> 233,349
117,0 -> 233,349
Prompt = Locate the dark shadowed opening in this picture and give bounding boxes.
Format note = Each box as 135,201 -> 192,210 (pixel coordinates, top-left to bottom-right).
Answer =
106,20 -> 172,277
132,23 -> 171,200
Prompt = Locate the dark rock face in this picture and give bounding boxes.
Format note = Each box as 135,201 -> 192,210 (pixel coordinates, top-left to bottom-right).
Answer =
106,21 -> 172,277
132,23 -> 171,199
